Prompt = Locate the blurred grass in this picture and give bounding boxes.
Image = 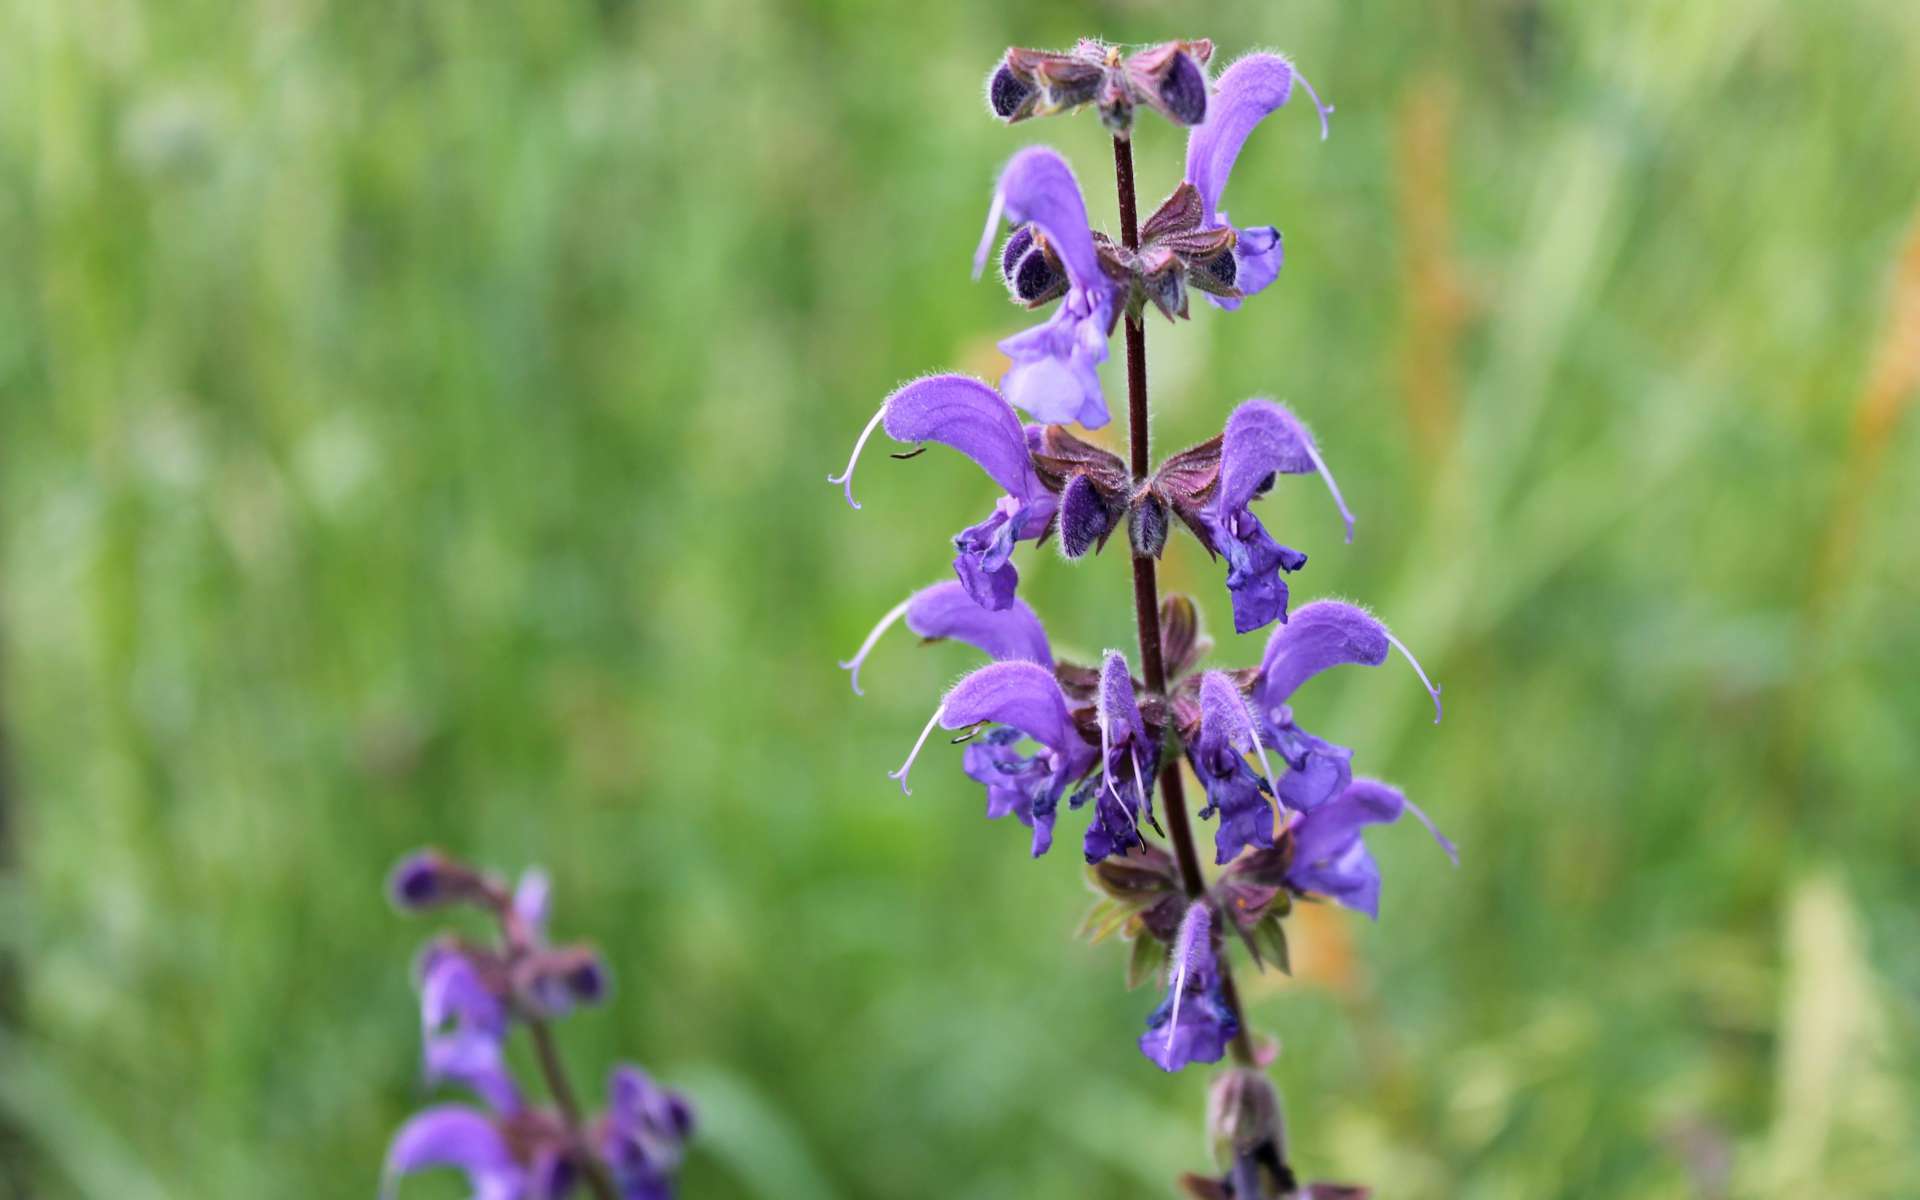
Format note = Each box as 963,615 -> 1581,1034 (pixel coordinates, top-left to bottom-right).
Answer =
3,0 -> 1919,1196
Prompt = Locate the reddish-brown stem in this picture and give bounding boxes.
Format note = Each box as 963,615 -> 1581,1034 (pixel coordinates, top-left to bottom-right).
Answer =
1113,133 -> 1258,1069
510,927 -> 618,1200
529,1019 -> 618,1199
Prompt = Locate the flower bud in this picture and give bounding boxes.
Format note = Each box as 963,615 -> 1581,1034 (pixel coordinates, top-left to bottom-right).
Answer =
1127,41 -> 1215,128
1130,490 -> 1170,559
514,945 -> 612,1018
1208,1068 -> 1286,1164
1060,473 -> 1119,558
1156,50 -> 1210,125
388,849 -> 497,912
1188,246 -> 1239,296
986,61 -> 1036,121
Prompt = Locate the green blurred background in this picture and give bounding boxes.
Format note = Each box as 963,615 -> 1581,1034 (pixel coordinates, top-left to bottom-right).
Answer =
3,0 -> 1918,1196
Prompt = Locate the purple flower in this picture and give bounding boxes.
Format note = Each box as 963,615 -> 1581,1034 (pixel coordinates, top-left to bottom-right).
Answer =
1252,601 -> 1443,813
387,958 -> 575,1200
1177,400 -> 1354,634
972,147 -> 1120,428
837,580 -> 1052,695
1139,902 -> 1239,1072
418,945 -> 517,1112
1284,778 -> 1456,920
512,945 -> 613,1021
1184,54 -> 1333,311
1187,671 -> 1284,865
383,1106 -> 530,1200
829,375 -> 1058,610
598,1065 -> 696,1200
1078,651 -> 1161,863
890,659 -> 1098,857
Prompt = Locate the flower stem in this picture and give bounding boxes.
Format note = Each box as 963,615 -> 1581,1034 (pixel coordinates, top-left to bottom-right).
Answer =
529,1018 -> 619,1200
1112,133 -> 1258,1070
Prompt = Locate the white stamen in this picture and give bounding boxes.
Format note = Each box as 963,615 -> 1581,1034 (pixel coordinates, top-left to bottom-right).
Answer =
837,596 -> 912,698
827,404 -> 888,510
1303,439 -> 1355,545
1240,700 -> 1284,816
1404,798 -> 1459,865
1384,631 -> 1444,724
1293,67 -> 1334,142
1165,904 -> 1211,1060
1165,952 -> 1191,1059
972,187 -> 1007,280
889,703 -> 945,796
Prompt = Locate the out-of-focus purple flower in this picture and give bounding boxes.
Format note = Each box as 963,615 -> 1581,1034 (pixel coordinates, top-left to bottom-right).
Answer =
383,1106 -> 527,1200
973,147 -> 1121,428
598,1065 -> 696,1200
838,580 -> 1053,695
390,850 -> 497,912
1078,651 -> 1161,863
417,944 -> 518,1112
891,659 -> 1098,857
1284,778 -> 1455,920
389,954 -> 573,1200
1140,902 -> 1238,1072
1183,54 -> 1333,312
829,375 -> 1058,610
1165,400 -> 1354,634
513,946 -> 613,1021
1252,600 -> 1443,813
1187,671 -> 1284,865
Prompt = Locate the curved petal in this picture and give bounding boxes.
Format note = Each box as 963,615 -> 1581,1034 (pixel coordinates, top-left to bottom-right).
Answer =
424,1031 -> 521,1114
939,660 -> 1084,757
421,951 -> 507,1040
1184,54 -> 1330,225
1288,778 -> 1404,869
1253,600 -> 1389,711
905,581 -> 1053,666
1199,672 -> 1276,787
973,146 -> 1101,294
1290,836 -> 1383,920
382,1107 -> 523,1200
1286,778 -> 1453,919
1096,651 -> 1149,749
1218,400 -> 1352,540
1256,600 -> 1443,720
881,375 -> 1043,500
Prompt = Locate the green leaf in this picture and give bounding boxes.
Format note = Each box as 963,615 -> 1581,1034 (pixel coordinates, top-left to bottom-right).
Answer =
1127,930 -> 1167,990
1252,914 -> 1291,976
